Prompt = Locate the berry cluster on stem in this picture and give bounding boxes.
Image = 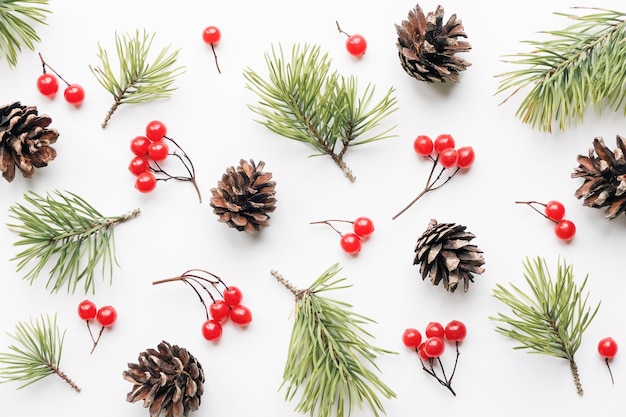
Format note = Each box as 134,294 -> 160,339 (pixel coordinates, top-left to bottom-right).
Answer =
515,200 -> 576,241
36,53 -> 85,105
310,216 -> 375,255
77,300 -> 117,354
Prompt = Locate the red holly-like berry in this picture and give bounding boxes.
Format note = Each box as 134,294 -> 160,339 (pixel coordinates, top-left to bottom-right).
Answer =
129,156 -> 150,176
223,286 -> 243,306
37,73 -> 59,97
202,319 -> 223,341
425,322 -> 445,339
130,136 -> 150,156
423,336 -> 445,358
554,219 -> 576,241
444,320 -> 467,342
417,342 -> 430,361
77,299 -> 97,321
433,134 -> 455,153
346,34 -> 367,56
353,217 -> 375,238
544,200 -> 565,222
340,233 -> 361,254
439,148 -> 458,168
402,328 -> 423,349
456,146 -> 475,169
202,26 -> 221,44
209,300 -> 231,322
64,83 -> 85,105
147,141 -> 169,161
229,304 -> 252,326
146,120 -> 167,142
135,171 -> 157,193
96,306 -> 117,327
598,337 -> 618,359
413,135 -> 434,156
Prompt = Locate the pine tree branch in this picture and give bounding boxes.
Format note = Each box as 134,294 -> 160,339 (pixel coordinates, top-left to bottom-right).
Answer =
0,0 -> 50,67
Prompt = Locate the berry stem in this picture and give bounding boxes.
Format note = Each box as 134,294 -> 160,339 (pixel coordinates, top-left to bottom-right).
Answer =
210,44 -> 221,74
417,353 -> 456,396
150,136 -> 202,203
90,326 -> 105,354
85,320 -> 96,345
515,200 -> 555,223
310,219 -> 352,236
335,21 -> 351,38
605,358 -> 615,385
38,53 -> 71,86
50,365 -> 81,393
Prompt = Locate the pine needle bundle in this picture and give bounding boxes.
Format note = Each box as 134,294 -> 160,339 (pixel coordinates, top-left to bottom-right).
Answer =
0,0 -> 50,67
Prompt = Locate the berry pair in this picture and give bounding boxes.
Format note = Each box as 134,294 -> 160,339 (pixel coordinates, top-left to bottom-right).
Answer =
202,25 -> 222,73
515,200 -> 576,241
77,300 -> 117,354
336,21 -> 367,57
402,320 -> 467,395
310,216 -> 375,255
598,337 -> 618,384
36,53 -> 85,106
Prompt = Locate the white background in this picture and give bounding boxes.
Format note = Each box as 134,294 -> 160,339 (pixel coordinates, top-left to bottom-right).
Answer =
1,0 -> 626,415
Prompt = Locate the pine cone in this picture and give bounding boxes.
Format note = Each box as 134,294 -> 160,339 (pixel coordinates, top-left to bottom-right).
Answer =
209,159 -> 277,233
123,341 -> 205,417
395,4 -> 471,83
572,135 -> 626,219
0,101 -> 59,182
414,219 -> 485,293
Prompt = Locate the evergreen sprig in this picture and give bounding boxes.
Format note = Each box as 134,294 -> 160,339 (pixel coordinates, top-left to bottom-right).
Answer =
7,190 -> 140,294
494,7 -> 626,132
90,29 -> 185,128
490,256 -> 600,396
271,264 -> 396,417
244,43 -> 398,182
0,0 -> 50,67
0,314 -> 80,392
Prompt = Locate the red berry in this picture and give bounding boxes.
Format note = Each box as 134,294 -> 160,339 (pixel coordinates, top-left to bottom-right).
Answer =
554,219 -> 576,241
96,306 -> 117,327
423,336 -> 445,358
135,171 -> 157,193
37,73 -> 59,97
439,148 -> 458,168
229,304 -> 252,326
201,319 -> 223,341
433,134 -> 455,153
77,299 -> 97,321
64,83 -> 85,105
223,286 -> 243,306
353,217 -> 374,238
402,328 -> 423,349
456,146 -> 475,169
444,320 -> 467,342
128,156 -> 150,176
544,200 -> 565,222
417,342 -> 430,361
340,233 -> 361,254
413,135 -> 434,156
130,136 -> 150,156
209,300 -> 230,322
145,120 -> 167,142
346,34 -> 367,56
425,321 -> 445,339
147,141 -> 169,161
202,26 -> 221,44
598,337 -> 618,359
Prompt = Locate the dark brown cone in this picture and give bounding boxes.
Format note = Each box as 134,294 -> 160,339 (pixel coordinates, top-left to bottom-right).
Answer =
414,219 -> 485,293
572,135 -> 626,219
209,159 -> 277,234
395,4 -> 471,83
123,341 -> 205,417
0,102 -> 59,182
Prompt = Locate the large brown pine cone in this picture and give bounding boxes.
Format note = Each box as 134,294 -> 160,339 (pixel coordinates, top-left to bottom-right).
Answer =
0,101 -> 59,182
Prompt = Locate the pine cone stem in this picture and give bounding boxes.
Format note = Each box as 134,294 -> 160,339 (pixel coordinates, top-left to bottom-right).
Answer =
50,365 -> 81,393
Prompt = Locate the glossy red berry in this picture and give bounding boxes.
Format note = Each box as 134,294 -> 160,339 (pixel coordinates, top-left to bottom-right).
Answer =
96,306 -> 117,327
202,26 -> 221,44
433,134 -> 455,153
402,328 -> 423,349
417,342 -> 430,361
544,200 -> 565,222
444,320 -> 467,342
598,337 -> 618,359
340,233 -> 362,254
145,120 -> 167,142
201,319 -> 223,341
223,286 -> 243,306
456,146 -> 475,169
229,304 -> 252,326
128,156 -> 150,176
209,300 -> 230,322
135,171 -> 157,193
353,217 -> 374,238
413,135 -> 434,156
439,148 -> 458,168
37,73 -> 59,97
425,321 -> 445,339
77,299 -> 97,321
64,83 -> 85,105
423,336 -> 445,358
147,141 -> 169,161
346,34 -> 367,56
554,219 -> 576,241
130,136 -> 150,156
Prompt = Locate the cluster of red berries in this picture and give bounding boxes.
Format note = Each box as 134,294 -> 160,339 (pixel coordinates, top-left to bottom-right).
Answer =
310,216 -> 375,255
515,200 -> 576,241
77,300 -> 117,354
336,21 -> 367,57
202,25 -> 222,73
598,336 -> 619,384
36,53 -> 85,106
402,320 -> 467,395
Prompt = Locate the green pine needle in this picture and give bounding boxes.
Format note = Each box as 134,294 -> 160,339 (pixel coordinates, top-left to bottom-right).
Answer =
7,190 -> 140,294
490,256 -> 600,396
272,264 -> 396,417
90,29 -> 185,128
0,0 -> 50,67
0,314 -> 80,392
494,7 -> 626,132
244,43 -> 398,182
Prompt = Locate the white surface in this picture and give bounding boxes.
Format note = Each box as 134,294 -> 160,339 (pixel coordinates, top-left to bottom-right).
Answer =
1,0 -> 626,415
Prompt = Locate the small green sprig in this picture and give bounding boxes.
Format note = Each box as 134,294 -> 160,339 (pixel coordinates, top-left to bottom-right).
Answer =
7,190 -> 140,294
494,7 -> 626,132
90,29 -> 185,128
244,43 -> 398,182
490,256 -> 600,396
0,314 -> 80,392
0,0 -> 50,67
271,264 -> 396,417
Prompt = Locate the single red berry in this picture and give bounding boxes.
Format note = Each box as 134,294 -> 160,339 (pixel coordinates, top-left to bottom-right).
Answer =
147,141 -> 169,161
202,26 -> 221,44
456,146 -> 475,169
544,200 -> 565,222
353,217 -> 374,238
37,73 -> 59,97
417,342 -> 430,361
201,319 -> 223,341
425,321 -> 445,339
145,120 -> 167,142
439,147 -> 458,168
128,156 -> 150,176
209,300 -> 231,322
402,328 -> 423,349
598,337 -> 618,359
96,306 -> 117,327
346,34 -> 367,56
423,336 -> 445,358
130,136 -> 150,156
229,304 -> 252,326
413,135 -> 434,156
340,233 -> 362,254
554,219 -> 576,241
444,320 -> 467,342
135,171 -> 157,193
64,83 -> 85,105
77,299 -> 97,321
433,134 -> 455,153
223,286 -> 243,305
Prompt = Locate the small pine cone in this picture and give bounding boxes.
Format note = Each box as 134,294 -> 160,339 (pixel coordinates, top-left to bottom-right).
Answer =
209,159 -> 277,233
572,135 -> 626,219
0,101 -> 59,182
395,4 -> 471,83
123,341 -> 205,417
414,219 -> 485,293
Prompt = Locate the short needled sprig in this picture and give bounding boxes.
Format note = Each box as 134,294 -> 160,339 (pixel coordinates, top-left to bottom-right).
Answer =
90,29 -> 185,128
244,43 -> 398,182
0,0 -> 50,67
